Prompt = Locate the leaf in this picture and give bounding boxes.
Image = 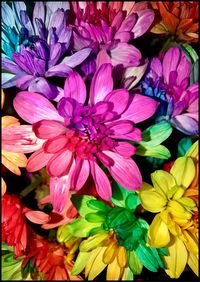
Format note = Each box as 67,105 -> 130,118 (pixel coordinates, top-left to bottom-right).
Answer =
128,250 -> 143,275
71,194 -> 96,216
136,144 -> 171,159
181,43 -> 198,64
139,122 -> 172,146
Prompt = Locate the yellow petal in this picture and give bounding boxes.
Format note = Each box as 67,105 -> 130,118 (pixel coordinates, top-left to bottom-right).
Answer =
2,178 -> 7,196
2,154 -> 21,175
172,187 -> 185,200
148,214 -> 170,248
1,90 -> 5,109
106,256 -> 123,280
141,182 -> 154,191
163,236 -> 188,279
139,190 -> 167,212
167,200 -> 192,219
182,230 -> 198,255
103,241 -> 118,264
85,247 -> 102,277
177,197 -> 197,211
71,251 -> 90,275
2,116 -> 20,128
117,246 -> 127,268
186,141 -> 198,161
2,151 -> 27,175
170,157 -> 195,188
151,170 -> 176,198
187,252 -> 199,277
88,246 -> 107,280
79,232 -> 108,252
121,267 -> 134,281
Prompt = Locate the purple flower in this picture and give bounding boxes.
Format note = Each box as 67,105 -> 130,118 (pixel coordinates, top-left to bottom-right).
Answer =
2,1 -> 91,100
141,47 -> 199,135
13,63 -> 158,212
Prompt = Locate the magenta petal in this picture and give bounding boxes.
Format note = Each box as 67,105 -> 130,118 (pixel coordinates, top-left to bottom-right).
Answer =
122,128 -> 142,142
120,94 -> 159,123
46,149 -> 73,177
71,157 -> 90,190
64,72 -> 86,104
89,161 -> 112,200
110,42 -> 141,67
2,125 -> 44,153
33,120 -> 66,139
103,151 -> 142,190
45,64 -> 72,77
104,89 -> 129,115
96,49 -> 111,68
131,9 -> 154,38
89,63 -> 113,104
163,47 -> 181,84
13,91 -> 64,124
28,77 -> 61,99
150,58 -> 162,77
27,148 -> 53,172
114,142 -> 136,158
50,176 -> 70,213
43,135 -> 68,153
108,120 -> 134,137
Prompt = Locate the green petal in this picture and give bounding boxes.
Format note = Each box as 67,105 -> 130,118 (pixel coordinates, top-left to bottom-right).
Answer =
136,144 -> 171,159
128,250 -> 143,275
71,194 -> 96,216
170,156 -> 195,188
85,211 -> 106,223
71,252 -> 90,275
151,170 -> 176,198
87,199 -> 111,212
177,137 -> 193,157
111,182 -> 132,208
125,193 -> 140,211
69,218 -> 101,237
79,233 -> 108,252
135,242 -> 159,272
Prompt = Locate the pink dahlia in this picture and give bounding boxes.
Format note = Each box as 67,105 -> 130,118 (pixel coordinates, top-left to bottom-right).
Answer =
14,63 -> 158,211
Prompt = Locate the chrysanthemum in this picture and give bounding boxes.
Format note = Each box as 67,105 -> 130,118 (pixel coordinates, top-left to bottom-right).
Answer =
138,152 -> 198,278
13,63 -> 158,211
2,194 -> 29,258
22,237 -> 83,280
141,46 -> 198,135
150,2 -> 199,43
2,1 -> 91,100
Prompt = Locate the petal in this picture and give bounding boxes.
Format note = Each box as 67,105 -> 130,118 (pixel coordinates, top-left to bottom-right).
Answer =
25,210 -> 50,224
104,89 -> 129,115
114,142 -> 136,158
89,63 -> 113,104
89,161 -> 112,200
170,115 -> 198,135
163,236 -> 188,279
120,94 -> 159,123
139,189 -> 167,212
106,256 -> 122,280
103,151 -> 142,190
61,48 -> 92,68
16,75 -> 35,90
13,91 -> 64,124
87,247 -> 107,280
43,135 -> 68,153
71,158 -> 90,190
163,47 -> 181,85
45,64 -> 72,77
148,214 -> 170,248
170,156 -> 195,188
2,178 -> 6,196
96,49 -> 111,68
33,120 -> 66,139
64,72 -> 86,104
151,170 -> 176,198
47,149 -> 73,177
131,9 -> 155,38
27,148 -> 53,172
50,175 -> 71,213
108,120 -> 134,137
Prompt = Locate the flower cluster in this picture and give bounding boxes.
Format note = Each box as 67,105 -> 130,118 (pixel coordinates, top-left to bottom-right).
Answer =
1,1 -> 199,281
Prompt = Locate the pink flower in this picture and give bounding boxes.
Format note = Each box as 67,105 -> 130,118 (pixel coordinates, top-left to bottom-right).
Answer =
14,63 -> 158,212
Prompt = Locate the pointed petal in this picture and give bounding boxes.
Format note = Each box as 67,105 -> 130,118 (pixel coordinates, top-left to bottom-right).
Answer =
25,210 -> 50,224
71,158 -> 90,190
103,151 -> 142,190
151,170 -> 176,197
47,149 -> 73,177
64,72 -> 86,103
132,9 -> 155,38
104,89 -> 129,115
13,91 -> 64,124
33,120 -> 66,139
89,161 -> 112,200
114,142 -> 136,158
89,63 -> 113,104
43,135 -> 68,153
61,48 -> 92,68
27,148 -> 53,172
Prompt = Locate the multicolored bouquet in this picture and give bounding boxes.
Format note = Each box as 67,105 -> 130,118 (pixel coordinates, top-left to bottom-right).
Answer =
1,1 -> 199,281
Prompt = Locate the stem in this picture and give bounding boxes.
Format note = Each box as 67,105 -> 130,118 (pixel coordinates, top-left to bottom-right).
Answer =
20,175 -> 42,197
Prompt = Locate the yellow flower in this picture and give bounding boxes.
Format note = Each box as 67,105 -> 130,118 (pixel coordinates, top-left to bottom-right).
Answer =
72,231 -> 133,280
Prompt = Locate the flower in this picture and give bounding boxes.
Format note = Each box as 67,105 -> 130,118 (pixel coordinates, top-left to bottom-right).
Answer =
141,46 -> 199,135
58,193 -> 166,280
2,194 -> 29,258
22,237 -> 83,280
138,153 -> 198,278
13,63 -> 158,211
2,1 -> 91,100
150,1 -> 199,43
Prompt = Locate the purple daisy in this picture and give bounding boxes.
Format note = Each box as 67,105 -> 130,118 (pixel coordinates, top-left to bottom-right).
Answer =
13,63 -> 158,212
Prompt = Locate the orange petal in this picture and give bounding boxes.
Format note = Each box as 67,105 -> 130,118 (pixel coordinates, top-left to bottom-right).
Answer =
2,116 -> 20,128
1,177 -> 7,195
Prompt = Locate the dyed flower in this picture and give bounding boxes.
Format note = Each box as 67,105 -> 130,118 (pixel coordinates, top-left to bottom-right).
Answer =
70,1 -> 154,82
13,63 -> 158,211
58,193 -> 166,280
2,194 -> 30,258
138,154 -> 198,278
141,46 -> 198,135
150,2 -> 199,43
2,1 -> 91,100
22,237 -> 83,280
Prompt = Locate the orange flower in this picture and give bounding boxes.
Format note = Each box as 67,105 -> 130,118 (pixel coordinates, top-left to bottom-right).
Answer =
22,237 -> 83,280
150,1 -> 199,42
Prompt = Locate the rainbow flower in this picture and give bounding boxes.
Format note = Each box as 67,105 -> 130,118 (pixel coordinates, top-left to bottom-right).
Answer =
13,63 -> 158,211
